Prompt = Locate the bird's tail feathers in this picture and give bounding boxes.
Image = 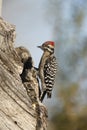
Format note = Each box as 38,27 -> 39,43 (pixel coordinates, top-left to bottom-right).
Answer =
47,91 -> 52,98
40,90 -> 52,102
40,91 -> 46,102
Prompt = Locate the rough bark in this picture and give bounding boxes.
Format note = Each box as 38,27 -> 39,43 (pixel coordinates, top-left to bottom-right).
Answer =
0,18 -> 47,130
0,0 -> 2,16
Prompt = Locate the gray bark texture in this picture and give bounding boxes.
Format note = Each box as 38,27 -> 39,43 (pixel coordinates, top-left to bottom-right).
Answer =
0,18 -> 48,130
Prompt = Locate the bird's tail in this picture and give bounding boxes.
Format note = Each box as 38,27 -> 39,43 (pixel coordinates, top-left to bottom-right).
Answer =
40,90 -> 52,102
40,91 -> 46,102
47,91 -> 52,98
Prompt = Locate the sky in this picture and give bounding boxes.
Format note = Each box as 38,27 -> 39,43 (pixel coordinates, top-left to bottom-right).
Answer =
2,0 -> 53,67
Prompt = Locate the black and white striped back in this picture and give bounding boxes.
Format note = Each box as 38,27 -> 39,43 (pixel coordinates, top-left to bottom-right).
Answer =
44,54 -> 57,98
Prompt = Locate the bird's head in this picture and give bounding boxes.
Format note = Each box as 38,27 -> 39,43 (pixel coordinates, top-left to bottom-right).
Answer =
38,41 -> 55,53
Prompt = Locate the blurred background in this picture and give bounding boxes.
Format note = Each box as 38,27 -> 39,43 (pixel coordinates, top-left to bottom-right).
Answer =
2,0 -> 87,130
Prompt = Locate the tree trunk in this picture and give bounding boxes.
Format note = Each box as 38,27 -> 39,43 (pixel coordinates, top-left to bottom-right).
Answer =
0,0 -> 2,16
0,18 -> 47,130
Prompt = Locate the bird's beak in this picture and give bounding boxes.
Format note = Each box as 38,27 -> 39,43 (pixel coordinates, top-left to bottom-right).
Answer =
37,46 -> 42,49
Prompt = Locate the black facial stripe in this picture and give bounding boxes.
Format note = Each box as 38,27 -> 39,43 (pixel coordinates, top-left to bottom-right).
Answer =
44,46 -> 54,52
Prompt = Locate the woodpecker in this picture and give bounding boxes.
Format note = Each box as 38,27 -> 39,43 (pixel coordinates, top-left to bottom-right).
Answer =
38,41 -> 57,102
